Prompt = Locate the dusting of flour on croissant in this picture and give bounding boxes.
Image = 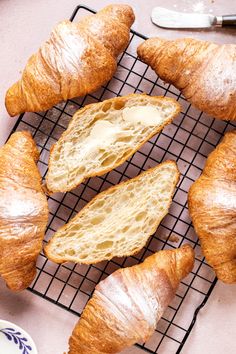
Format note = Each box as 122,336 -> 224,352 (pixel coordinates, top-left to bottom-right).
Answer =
0,131 -> 48,291
138,37 -> 236,121
68,245 -> 194,354
5,4 -> 135,116
189,130 -> 236,283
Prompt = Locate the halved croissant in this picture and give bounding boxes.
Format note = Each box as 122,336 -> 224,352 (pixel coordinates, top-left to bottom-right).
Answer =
0,131 -> 48,291
138,37 -> 236,120
68,245 -> 194,354
44,161 -> 179,265
188,130 -> 236,283
46,94 -> 181,193
5,4 -> 135,116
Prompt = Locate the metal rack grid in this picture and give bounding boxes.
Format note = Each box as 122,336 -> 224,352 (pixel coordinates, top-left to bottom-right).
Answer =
8,4 -> 236,354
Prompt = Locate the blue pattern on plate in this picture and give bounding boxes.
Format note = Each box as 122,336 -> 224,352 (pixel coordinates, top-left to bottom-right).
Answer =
0,328 -> 32,354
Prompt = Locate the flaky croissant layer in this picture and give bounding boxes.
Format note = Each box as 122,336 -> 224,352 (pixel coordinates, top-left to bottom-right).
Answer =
5,4 -> 135,116
68,245 -> 194,354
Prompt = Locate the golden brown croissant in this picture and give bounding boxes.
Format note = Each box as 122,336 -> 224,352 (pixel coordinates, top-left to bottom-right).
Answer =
5,5 -> 135,116
137,37 -> 236,120
188,130 -> 236,283
0,131 -> 48,291
68,245 -> 194,354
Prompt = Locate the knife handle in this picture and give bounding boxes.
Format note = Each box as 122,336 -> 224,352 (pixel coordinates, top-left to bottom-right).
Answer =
221,15 -> 236,27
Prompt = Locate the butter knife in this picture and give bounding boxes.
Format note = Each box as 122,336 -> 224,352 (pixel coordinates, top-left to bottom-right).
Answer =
151,7 -> 236,29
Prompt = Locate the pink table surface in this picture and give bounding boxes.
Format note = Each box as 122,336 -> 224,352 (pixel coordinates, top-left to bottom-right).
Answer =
0,1 -> 236,354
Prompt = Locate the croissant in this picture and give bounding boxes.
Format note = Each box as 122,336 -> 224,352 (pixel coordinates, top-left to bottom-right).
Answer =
5,5 -> 135,117
188,130 -> 236,283
46,94 -> 180,193
0,131 -> 48,291
45,161 -> 179,265
68,245 -> 194,354
137,37 -> 236,121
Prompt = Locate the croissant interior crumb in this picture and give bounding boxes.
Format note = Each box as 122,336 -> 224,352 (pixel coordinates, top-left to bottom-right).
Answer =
47,95 -> 179,192
46,161 -> 179,264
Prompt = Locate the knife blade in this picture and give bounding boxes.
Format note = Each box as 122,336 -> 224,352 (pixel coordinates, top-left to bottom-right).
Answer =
151,7 -> 236,29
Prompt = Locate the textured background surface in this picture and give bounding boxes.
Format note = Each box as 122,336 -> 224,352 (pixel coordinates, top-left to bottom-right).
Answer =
0,1 -> 236,354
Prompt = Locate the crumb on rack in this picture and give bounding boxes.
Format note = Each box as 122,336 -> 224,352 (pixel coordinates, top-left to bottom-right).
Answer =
160,233 -> 180,243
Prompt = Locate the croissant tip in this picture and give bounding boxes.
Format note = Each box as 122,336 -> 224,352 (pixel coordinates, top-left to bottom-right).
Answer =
5,82 -> 23,117
215,260 -> 236,284
7,131 -> 39,162
5,89 -> 15,117
175,244 -> 195,281
137,37 -> 167,57
103,4 -> 135,27
4,265 -> 37,291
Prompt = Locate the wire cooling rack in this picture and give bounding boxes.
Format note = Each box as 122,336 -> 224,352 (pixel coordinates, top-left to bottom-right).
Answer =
8,4 -> 236,354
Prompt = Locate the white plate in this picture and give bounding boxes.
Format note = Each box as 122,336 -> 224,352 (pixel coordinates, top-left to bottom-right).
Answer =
0,320 -> 38,354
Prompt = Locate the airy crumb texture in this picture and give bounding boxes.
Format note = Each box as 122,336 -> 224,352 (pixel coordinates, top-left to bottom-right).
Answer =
46,94 -> 180,193
45,161 -> 179,264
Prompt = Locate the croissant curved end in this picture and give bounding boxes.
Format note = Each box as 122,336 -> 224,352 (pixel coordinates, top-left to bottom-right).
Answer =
4,263 -> 37,292
103,4 -> 135,27
5,81 -> 25,117
175,244 -> 195,282
215,260 -> 236,284
6,131 -> 39,162
137,37 -> 166,64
